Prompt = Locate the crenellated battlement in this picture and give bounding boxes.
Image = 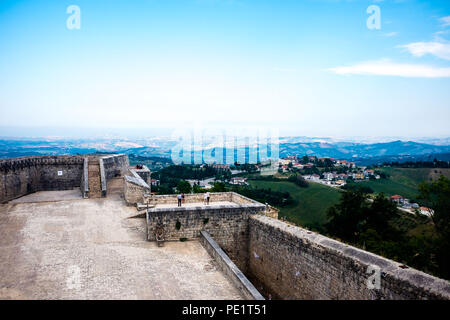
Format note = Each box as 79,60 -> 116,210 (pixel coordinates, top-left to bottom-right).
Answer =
0,155 -> 84,173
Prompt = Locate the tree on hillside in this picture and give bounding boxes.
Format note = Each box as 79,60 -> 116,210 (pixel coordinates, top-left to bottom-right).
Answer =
341,183 -> 373,194
153,183 -> 174,195
325,190 -> 369,243
418,175 -> 450,279
177,180 -> 192,194
193,184 -> 205,193
366,193 -> 400,239
210,182 -> 226,192
325,190 -> 401,244
324,158 -> 334,168
287,174 -> 309,188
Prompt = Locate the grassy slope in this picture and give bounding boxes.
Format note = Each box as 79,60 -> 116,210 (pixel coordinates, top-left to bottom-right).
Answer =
248,180 -> 341,230
356,167 -> 450,200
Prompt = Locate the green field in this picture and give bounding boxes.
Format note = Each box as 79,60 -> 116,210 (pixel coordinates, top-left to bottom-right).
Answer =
356,167 -> 450,201
248,180 -> 341,231
247,168 -> 450,230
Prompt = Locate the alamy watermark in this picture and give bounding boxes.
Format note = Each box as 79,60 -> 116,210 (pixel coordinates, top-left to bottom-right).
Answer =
66,265 -> 81,290
67,5 -> 81,30
367,5 -> 381,30
366,265 -> 381,290
170,127 -> 280,174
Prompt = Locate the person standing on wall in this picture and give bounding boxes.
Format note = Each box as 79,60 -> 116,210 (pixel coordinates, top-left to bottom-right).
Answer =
177,193 -> 182,207
206,191 -> 210,205
203,192 -> 208,205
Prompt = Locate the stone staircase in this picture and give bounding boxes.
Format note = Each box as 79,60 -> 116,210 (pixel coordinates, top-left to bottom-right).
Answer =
88,159 -> 102,198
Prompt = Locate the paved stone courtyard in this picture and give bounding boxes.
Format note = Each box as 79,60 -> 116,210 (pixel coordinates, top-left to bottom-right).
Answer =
0,189 -> 243,300
10,189 -> 82,203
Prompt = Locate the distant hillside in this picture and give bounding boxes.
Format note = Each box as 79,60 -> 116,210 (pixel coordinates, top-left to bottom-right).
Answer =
279,140 -> 450,160
351,153 -> 450,166
354,167 -> 450,201
1,137 -> 450,164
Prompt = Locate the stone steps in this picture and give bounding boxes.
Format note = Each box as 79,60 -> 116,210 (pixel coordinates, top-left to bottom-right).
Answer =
88,161 -> 102,198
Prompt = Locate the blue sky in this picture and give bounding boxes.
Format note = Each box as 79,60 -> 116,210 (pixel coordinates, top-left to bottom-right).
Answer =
0,0 -> 449,138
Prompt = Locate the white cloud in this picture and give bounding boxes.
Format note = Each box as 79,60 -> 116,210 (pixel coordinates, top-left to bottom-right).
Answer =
399,41 -> 450,60
434,30 -> 450,36
329,59 -> 450,78
383,32 -> 398,37
440,16 -> 450,27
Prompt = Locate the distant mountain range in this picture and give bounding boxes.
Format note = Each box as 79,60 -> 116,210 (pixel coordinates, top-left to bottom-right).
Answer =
279,140 -> 450,160
1,137 -> 450,165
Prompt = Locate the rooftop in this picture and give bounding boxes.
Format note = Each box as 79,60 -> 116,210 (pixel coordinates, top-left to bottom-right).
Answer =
0,183 -> 243,300
146,192 -> 266,214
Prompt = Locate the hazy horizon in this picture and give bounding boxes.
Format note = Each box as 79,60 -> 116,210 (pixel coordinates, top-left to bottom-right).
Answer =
0,125 -> 449,144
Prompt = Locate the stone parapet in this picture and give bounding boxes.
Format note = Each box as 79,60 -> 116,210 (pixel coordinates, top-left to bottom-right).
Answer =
248,215 -> 450,300
200,230 -> 265,300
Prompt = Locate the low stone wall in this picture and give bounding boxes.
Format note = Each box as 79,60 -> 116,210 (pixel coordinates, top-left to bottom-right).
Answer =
100,154 -> 129,197
101,154 -> 129,180
147,192 -> 258,206
98,158 -> 106,198
264,205 -> 279,219
200,231 -> 265,300
81,157 -> 89,198
248,215 -> 450,300
0,156 -> 84,203
146,200 -> 266,271
230,193 -> 260,205
124,174 -> 151,205
133,165 -> 151,185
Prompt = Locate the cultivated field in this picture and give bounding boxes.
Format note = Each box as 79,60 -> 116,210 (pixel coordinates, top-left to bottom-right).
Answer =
248,180 -> 341,231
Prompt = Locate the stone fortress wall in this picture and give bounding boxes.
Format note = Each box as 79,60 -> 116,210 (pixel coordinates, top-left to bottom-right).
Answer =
146,193 -> 266,272
123,165 -> 151,205
0,156 -> 84,203
145,200 -> 450,299
98,154 -> 129,197
0,154 -> 129,202
101,154 -> 129,180
247,215 -> 450,300
144,192 -> 450,300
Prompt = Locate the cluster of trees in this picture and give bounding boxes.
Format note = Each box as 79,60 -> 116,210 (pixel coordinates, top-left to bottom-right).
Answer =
299,166 -> 321,175
325,175 -> 450,280
280,165 -> 320,175
247,175 -> 280,182
281,155 -> 354,175
232,163 -> 260,173
230,185 -> 293,207
325,191 -> 399,244
176,180 -> 227,194
173,175 -> 295,208
298,155 -> 334,168
244,173 -> 309,188
151,164 -> 231,194
153,165 -> 223,181
129,154 -> 172,165
374,169 -> 388,179
341,183 -> 374,194
418,176 -> 450,279
287,174 -> 309,188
